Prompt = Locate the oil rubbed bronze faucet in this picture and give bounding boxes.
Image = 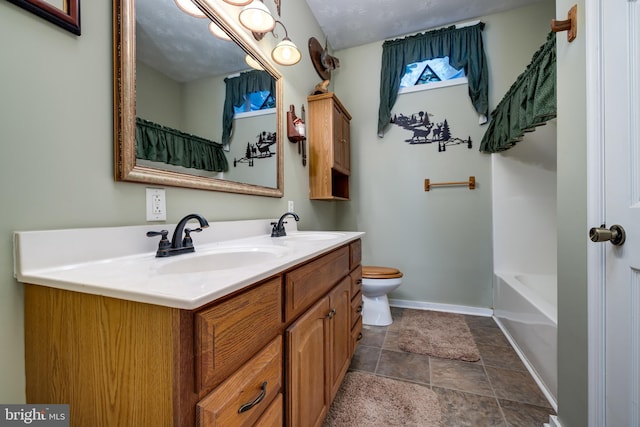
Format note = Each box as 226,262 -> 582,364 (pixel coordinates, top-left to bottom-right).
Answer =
271,211 -> 299,237
147,213 -> 209,257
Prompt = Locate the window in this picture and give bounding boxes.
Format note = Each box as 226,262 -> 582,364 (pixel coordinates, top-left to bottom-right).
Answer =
399,56 -> 466,92
233,90 -> 276,114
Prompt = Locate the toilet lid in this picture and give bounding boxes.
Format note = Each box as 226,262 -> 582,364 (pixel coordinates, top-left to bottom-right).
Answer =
362,266 -> 403,279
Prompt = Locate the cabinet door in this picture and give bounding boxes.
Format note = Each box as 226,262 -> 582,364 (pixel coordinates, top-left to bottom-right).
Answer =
286,297 -> 331,427
331,104 -> 350,175
327,277 -> 352,401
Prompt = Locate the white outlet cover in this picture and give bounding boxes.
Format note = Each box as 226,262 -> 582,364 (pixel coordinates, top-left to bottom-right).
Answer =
146,188 -> 166,221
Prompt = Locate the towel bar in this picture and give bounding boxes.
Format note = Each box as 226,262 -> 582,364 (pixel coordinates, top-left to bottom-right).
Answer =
424,176 -> 475,191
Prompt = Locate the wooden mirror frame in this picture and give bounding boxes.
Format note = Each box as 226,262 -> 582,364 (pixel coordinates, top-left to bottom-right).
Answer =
7,0 -> 81,35
113,0 -> 284,197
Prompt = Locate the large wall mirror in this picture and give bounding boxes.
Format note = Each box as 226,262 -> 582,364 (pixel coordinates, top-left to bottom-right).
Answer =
114,0 -> 283,197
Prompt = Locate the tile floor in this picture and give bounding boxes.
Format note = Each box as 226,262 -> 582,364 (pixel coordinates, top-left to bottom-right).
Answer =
349,307 -> 556,427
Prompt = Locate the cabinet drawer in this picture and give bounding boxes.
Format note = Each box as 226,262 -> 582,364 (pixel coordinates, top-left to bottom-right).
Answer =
350,290 -> 363,329
349,239 -> 361,270
351,316 -> 363,356
350,265 -> 362,296
254,393 -> 283,427
285,246 -> 349,321
195,277 -> 283,393
197,336 -> 282,427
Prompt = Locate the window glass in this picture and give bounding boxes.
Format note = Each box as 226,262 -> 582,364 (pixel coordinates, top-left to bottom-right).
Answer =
234,90 -> 275,114
400,56 -> 465,88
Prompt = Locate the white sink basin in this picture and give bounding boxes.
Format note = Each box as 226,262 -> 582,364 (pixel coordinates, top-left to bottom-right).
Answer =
158,246 -> 288,275
282,232 -> 346,241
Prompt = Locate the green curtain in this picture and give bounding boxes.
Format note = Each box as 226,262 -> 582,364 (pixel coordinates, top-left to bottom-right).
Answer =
378,23 -> 488,136
136,118 -> 229,172
222,70 -> 276,144
479,32 -> 556,153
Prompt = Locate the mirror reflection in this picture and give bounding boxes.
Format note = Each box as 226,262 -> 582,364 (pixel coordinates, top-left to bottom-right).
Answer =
114,0 -> 283,196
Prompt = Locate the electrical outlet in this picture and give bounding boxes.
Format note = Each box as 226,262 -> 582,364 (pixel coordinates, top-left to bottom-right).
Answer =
288,200 -> 295,212
146,188 -> 167,221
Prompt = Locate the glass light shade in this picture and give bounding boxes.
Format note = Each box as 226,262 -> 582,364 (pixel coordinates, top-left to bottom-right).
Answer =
208,22 -> 232,41
271,38 -> 301,66
174,0 -> 206,18
238,1 -> 275,33
245,54 -> 264,70
222,0 -> 253,5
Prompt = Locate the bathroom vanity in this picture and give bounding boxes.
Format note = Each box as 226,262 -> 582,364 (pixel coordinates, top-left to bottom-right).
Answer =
14,220 -> 364,427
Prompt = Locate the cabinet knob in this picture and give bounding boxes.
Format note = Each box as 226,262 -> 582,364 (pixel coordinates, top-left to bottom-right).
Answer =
356,305 -> 363,313
327,308 -> 336,319
238,381 -> 267,413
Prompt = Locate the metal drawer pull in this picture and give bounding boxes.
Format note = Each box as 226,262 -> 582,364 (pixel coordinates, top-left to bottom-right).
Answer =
327,308 -> 337,319
356,305 -> 363,313
357,332 -> 363,341
238,381 -> 267,413
356,279 -> 362,285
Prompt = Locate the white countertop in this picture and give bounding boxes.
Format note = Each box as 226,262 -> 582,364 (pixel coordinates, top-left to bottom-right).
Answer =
14,219 -> 364,310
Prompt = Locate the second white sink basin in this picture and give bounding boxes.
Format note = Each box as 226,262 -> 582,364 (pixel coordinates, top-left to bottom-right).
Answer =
158,246 -> 288,275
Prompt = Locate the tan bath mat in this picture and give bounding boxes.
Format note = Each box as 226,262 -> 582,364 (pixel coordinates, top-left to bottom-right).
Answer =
324,371 -> 442,426
398,309 -> 480,362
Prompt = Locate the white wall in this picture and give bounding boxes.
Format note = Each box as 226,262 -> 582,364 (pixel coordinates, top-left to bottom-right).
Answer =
492,120 -> 557,274
334,1 -> 556,309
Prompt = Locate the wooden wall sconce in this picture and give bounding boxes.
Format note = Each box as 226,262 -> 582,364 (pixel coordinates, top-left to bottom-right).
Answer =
551,4 -> 577,42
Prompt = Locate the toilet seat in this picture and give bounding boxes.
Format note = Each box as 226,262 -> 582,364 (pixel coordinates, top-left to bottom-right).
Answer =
362,266 -> 404,279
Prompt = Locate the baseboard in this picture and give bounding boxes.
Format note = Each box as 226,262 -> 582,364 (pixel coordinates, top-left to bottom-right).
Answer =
389,299 -> 494,317
544,415 -> 561,427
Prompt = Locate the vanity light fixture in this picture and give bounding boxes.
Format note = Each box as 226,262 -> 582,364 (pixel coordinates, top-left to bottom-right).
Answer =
174,0 -> 206,18
270,21 -> 301,65
208,21 -> 232,40
238,0 -> 275,33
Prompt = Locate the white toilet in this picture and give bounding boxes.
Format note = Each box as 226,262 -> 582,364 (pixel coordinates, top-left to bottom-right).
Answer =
361,266 -> 403,326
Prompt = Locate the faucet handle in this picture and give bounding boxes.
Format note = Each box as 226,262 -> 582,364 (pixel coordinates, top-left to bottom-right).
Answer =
147,230 -> 171,257
182,227 -> 203,248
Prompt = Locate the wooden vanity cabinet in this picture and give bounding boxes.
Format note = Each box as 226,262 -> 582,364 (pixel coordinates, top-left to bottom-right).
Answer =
24,239 -> 363,427
308,92 -> 352,200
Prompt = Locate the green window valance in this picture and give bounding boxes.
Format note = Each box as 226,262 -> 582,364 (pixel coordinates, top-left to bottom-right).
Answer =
222,70 -> 276,145
136,117 -> 229,172
378,22 -> 489,137
479,32 -> 556,153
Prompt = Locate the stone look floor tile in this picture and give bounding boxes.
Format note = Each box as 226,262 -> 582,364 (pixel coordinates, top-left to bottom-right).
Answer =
375,349 -> 431,384
478,343 -> 527,371
470,326 -> 511,347
465,314 -> 500,330
434,387 -> 507,427
499,399 -> 556,426
350,345 -> 380,373
485,366 -> 552,408
343,308 -> 554,426
430,358 -> 494,397
359,325 -> 387,347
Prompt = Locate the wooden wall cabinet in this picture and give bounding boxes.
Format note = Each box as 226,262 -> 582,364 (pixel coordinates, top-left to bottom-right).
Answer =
308,92 -> 352,200
24,240 -> 362,427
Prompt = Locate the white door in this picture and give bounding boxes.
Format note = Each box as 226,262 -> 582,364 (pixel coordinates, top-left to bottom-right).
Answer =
596,1 -> 640,425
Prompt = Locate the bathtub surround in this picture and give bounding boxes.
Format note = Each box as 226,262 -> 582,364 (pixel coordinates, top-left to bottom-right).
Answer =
323,371 -> 442,426
398,309 -> 480,362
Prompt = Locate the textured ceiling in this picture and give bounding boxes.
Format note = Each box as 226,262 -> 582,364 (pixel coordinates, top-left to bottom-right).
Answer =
304,0 -> 545,51
136,0 -> 546,82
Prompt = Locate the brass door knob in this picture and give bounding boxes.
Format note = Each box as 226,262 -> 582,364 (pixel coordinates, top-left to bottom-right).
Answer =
589,224 -> 626,246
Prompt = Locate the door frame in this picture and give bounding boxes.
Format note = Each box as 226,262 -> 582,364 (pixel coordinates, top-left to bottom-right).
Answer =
585,0 -> 606,425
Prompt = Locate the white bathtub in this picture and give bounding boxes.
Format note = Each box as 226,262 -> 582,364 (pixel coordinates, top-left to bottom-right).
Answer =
493,272 -> 557,409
